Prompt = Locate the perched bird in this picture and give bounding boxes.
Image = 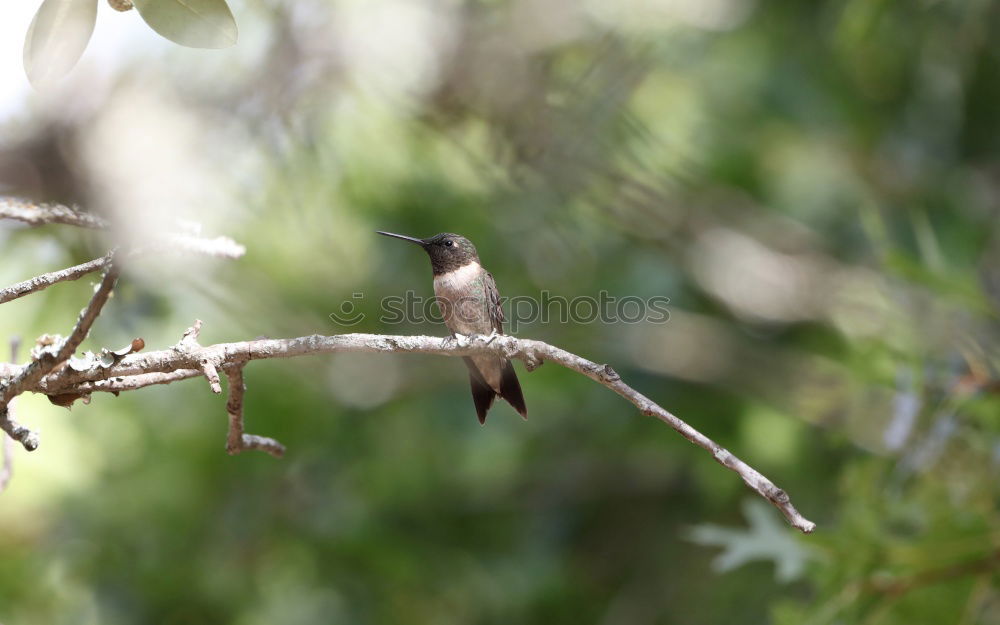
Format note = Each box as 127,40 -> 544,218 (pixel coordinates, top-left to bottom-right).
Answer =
377,231 -> 527,423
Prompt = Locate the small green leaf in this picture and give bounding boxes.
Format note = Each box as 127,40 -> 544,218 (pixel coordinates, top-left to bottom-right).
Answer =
133,0 -> 237,48
23,0 -> 99,87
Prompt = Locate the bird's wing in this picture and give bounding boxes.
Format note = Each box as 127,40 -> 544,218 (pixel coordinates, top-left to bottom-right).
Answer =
484,271 -> 505,334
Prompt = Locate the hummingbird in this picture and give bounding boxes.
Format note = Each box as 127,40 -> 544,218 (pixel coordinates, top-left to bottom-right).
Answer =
377,231 -> 527,423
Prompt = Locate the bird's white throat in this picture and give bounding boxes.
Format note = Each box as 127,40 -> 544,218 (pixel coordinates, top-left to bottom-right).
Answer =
433,261 -> 482,294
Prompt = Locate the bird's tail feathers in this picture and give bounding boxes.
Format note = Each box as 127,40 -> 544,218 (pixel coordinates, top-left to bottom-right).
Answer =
500,360 -> 527,419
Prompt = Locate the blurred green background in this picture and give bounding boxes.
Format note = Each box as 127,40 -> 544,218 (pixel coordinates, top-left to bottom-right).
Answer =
2,0 -> 1000,623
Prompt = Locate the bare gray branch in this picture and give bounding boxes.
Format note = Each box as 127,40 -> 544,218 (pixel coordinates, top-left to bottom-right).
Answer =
4,328 -> 815,532
0,198 -> 108,229
0,253 -> 113,305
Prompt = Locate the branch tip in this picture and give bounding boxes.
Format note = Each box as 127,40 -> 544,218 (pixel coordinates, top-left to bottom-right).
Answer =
200,360 -> 222,394
1,409 -> 39,452
182,320 -> 204,342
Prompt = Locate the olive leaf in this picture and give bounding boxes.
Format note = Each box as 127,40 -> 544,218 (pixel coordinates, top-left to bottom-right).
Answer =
23,0 -> 99,87
132,0 -> 237,48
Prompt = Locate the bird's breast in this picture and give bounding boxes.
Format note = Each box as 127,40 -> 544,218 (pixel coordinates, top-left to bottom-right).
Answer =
433,261 -> 490,335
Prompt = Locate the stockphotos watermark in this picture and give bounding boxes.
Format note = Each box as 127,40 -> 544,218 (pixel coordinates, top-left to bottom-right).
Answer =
329,290 -> 670,330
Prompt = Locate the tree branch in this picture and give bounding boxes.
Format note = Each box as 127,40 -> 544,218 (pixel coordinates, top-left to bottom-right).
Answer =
0,197 -> 108,229
7,329 -> 816,532
1,198 -> 245,258
147,234 -> 246,259
0,252 -> 114,305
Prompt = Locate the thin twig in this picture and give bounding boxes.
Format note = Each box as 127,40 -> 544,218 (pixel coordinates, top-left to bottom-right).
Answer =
148,234 -> 246,259
0,252 -> 113,305
1,197 -> 245,259
0,407 -> 36,452
224,365 -> 285,458
0,338 -> 20,491
177,320 -> 222,394
0,198 -> 108,229
54,264 -> 122,365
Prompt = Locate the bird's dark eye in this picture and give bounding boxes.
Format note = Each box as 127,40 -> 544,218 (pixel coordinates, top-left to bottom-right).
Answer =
444,240 -> 454,247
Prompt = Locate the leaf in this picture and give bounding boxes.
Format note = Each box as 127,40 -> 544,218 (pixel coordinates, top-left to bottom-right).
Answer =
687,499 -> 813,583
23,0 -> 99,87
132,0 -> 237,48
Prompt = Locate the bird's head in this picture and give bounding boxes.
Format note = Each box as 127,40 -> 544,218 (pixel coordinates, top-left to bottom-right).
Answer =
376,231 -> 479,274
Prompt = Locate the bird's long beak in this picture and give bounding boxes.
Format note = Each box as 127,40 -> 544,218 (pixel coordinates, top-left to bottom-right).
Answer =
376,231 -> 425,246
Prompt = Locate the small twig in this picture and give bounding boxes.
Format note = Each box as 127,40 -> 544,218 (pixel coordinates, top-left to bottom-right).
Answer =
1,198 -> 246,260
224,366 -> 285,458
53,263 -> 122,365
180,320 -> 203,345
0,252 -> 114,305
201,361 -> 223,394
0,338 -> 21,492
148,234 -> 246,259
0,198 -> 108,229
0,406 -> 38,452
177,320 -> 222,393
